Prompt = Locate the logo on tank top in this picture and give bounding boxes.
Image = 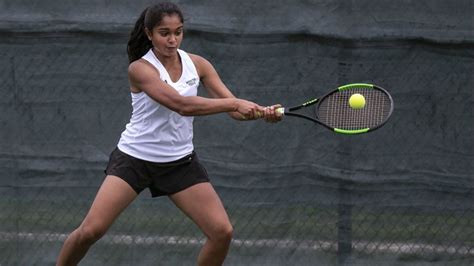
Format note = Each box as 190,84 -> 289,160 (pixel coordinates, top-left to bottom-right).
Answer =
186,78 -> 197,86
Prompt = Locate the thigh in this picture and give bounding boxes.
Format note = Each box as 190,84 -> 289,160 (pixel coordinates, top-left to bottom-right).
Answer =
168,182 -> 231,236
81,175 -> 138,230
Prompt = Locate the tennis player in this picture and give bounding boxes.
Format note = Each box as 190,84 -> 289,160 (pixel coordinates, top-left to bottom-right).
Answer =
56,2 -> 280,266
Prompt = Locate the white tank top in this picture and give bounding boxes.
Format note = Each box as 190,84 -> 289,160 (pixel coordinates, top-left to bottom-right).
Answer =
117,49 -> 200,162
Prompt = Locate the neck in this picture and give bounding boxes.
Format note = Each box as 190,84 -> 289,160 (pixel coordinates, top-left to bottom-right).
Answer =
152,48 -> 180,67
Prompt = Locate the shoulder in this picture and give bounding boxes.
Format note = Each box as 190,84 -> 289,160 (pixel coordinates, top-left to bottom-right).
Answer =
128,59 -> 160,83
188,53 -> 210,67
128,59 -> 160,84
187,53 -> 215,78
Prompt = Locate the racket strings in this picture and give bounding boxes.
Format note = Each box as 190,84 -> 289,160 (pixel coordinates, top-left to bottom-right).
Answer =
318,87 -> 391,130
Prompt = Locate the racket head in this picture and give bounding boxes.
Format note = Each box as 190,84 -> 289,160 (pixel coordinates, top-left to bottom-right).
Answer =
315,83 -> 394,134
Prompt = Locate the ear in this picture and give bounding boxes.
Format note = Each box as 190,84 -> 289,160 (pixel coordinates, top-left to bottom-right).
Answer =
145,27 -> 152,41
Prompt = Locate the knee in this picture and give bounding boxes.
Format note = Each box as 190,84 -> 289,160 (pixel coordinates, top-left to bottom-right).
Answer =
210,223 -> 233,244
76,223 -> 107,245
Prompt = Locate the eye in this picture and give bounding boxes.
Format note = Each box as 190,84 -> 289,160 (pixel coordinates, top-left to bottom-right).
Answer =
159,31 -> 169,37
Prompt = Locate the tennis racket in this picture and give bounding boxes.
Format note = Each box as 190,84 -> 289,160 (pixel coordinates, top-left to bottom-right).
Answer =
276,83 -> 394,135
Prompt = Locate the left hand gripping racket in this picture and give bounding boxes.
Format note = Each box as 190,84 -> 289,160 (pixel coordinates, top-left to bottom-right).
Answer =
276,83 -> 394,135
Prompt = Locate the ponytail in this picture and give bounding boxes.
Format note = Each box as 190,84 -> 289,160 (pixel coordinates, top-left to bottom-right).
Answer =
127,3 -> 184,63
127,8 -> 152,63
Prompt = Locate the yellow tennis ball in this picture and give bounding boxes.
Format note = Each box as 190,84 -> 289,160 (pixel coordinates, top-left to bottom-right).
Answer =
349,93 -> 366,109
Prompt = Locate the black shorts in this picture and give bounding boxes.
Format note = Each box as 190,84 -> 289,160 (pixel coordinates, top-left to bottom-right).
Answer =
104,147 -> 210,197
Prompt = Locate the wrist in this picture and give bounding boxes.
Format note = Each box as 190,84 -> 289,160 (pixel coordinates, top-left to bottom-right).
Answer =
232,98 -> 239,112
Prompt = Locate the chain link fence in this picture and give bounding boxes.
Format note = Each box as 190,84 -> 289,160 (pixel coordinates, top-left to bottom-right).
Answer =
1,1 -> 473,265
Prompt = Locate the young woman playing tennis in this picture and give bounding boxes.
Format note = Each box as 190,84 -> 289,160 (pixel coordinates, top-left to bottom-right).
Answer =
57,2 -> 281,266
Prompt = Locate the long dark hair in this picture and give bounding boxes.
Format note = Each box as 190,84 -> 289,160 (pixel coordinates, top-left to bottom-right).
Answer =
127,2 -> 184,63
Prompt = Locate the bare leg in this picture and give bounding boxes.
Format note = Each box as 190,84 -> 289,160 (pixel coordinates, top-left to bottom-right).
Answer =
169,182 -> 233,266
57,175 -> 138,266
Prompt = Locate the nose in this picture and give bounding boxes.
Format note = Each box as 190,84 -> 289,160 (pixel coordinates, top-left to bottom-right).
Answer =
168,34 -> 177,43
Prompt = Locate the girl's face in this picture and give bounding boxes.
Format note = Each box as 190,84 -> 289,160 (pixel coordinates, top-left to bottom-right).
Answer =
146,14 -> 183,58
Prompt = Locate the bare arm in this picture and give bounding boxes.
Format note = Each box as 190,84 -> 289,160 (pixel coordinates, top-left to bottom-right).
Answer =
191,54 -> 281,122
128,59 -> 264,119
191,54 -> 235,99
191,54 -> 256,120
